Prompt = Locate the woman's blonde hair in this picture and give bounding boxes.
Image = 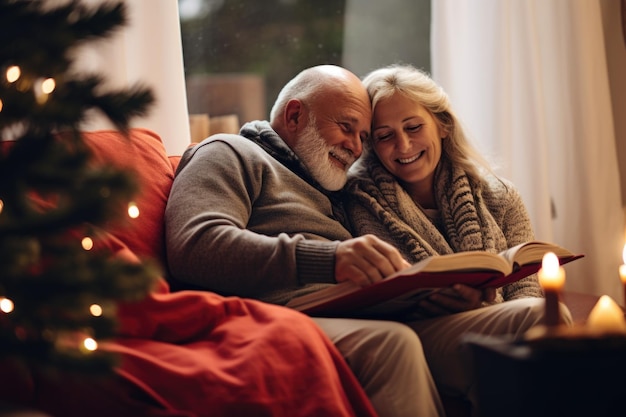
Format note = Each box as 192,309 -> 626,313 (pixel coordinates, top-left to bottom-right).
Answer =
362,64 -> 493,183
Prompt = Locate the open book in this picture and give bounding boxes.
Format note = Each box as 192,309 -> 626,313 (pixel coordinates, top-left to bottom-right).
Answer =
286,241 -> 584,317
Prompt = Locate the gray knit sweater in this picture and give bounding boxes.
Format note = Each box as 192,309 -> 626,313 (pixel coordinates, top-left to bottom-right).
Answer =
165,121 -> 351,305
344,152 -> 543,302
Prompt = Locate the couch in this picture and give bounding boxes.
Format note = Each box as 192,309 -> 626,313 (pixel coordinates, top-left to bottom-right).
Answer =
0,128 -> 378,417
2,127 -> 601,417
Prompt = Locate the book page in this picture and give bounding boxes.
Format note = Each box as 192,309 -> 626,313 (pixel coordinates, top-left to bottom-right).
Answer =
388,251 -> 512,278
498,243 -> 528,265
499,241 -> 576,267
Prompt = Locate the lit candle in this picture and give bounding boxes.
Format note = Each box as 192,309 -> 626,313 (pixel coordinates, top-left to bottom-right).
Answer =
537,252 -> 565,327
586,295 -> 626,335
619,244 -> 626,307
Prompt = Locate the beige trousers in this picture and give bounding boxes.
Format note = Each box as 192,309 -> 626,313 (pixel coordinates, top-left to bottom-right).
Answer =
313,316 -> 445,417
314,298 -> 566,417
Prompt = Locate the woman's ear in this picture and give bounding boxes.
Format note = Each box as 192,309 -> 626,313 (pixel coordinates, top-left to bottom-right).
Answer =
439,125 -> 451,140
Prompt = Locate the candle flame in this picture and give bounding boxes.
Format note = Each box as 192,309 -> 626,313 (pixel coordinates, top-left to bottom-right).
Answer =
587,295 -> 626,334
538,251 -> 565,290
541,252 -> 559,275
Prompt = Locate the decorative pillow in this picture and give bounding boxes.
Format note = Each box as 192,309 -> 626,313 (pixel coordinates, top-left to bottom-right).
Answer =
82,128 -> 175,266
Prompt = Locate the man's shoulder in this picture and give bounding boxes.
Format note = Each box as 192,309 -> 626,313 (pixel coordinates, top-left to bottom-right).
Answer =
197,133 -> 256,151
190,133 -> 266,160
177,134 -> 266,175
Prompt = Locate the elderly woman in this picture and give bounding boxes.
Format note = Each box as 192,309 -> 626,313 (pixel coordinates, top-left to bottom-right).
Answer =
343,64 -> 572,415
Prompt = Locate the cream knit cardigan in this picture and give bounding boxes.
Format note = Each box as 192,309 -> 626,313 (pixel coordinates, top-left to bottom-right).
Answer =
343,152 -> 543,303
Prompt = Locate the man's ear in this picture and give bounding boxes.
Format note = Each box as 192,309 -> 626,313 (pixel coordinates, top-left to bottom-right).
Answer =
284,99 -> 304,133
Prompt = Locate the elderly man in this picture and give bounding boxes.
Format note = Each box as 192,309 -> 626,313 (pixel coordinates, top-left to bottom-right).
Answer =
165,65 -> 445,417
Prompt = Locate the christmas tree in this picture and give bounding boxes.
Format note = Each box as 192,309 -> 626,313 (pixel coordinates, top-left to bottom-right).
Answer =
0,0 -> 159,374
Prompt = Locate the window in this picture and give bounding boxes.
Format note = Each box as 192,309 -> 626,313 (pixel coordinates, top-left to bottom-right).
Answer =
178,0 -> 430,124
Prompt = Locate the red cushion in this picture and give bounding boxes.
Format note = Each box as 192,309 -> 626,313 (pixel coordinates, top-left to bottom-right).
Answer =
82,128 -> 175,264
169,155 -> 181,172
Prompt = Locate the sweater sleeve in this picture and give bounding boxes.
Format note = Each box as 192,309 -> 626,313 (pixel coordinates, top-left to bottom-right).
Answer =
484,178 -> 544,300
165,136 -> 339,301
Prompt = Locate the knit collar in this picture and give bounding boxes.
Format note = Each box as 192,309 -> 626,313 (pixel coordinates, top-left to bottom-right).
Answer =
239,120 -> 345,208
347,151 -> 504,260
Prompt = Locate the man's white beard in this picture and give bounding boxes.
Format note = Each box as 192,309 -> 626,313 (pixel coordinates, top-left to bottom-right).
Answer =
294,117 -> 354,191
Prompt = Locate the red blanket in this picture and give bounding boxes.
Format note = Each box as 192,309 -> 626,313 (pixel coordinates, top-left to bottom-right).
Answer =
25,290 -> 377,417
4,249 -> 377,417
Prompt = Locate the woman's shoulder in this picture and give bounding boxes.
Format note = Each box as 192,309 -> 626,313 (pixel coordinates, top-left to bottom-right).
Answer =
479,172 -> 527,213
480,172 -> 519,196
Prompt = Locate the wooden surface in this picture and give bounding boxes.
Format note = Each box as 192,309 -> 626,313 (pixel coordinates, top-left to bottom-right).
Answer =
561,291 -> 602,324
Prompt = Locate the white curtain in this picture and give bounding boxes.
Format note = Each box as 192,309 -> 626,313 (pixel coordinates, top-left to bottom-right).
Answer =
432,0 -> 624,300
75,0 -> 191,155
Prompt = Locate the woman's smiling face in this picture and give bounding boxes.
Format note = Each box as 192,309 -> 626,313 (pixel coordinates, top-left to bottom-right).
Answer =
371,92 -> 445,198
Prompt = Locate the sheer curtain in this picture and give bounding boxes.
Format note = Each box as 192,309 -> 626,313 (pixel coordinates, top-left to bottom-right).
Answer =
432,0 -> 624,300
75,0 -> 190,155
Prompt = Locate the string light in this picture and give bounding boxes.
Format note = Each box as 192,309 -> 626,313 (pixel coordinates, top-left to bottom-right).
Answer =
41,77 -> 55,94
127,202 -> 139,218
0,297 -> 15,313
0,98 -> 3,112
89,304 -> 103,317
83,337 -> 98,351
35,77 -> 56,104
81,236 -> 94,251
6,65 -> 20,83
0,199 -> 4,213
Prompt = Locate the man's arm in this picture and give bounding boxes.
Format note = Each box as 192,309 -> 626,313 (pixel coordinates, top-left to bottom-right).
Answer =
165,138 -> 332,298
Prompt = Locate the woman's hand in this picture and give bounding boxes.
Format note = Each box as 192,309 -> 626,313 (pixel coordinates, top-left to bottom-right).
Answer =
417,284 -> 496,317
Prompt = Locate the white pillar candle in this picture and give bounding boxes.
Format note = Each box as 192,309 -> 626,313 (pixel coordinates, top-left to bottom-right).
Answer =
537,252 -> 565,327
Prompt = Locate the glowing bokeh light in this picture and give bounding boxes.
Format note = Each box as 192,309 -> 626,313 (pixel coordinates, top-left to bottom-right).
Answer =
83,337 -> 98,351
41,78 -> 56,94
6,65 -> 20,83
0,297 -> 15,313
81,237 -> 94,250
128,202 -> 139,219
89,304 -> 103,317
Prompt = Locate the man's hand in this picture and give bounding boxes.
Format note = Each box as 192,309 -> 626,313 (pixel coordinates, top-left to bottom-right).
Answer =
335,234 -> 411,287
417,284 -> 496,317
